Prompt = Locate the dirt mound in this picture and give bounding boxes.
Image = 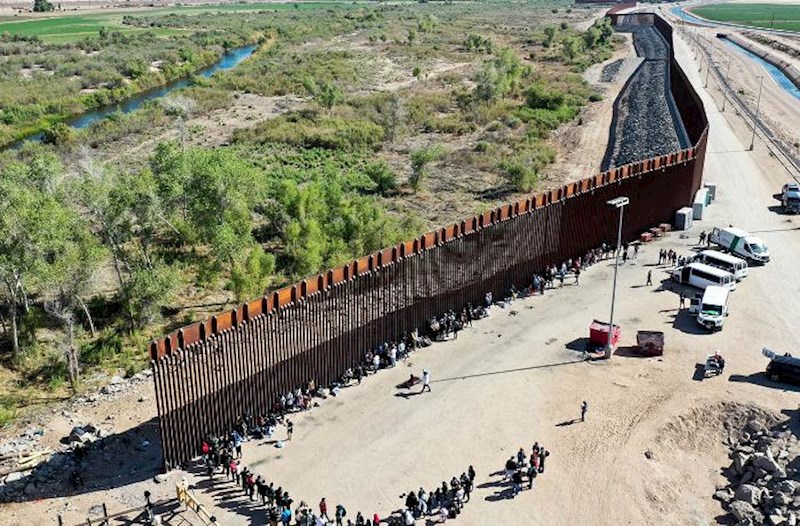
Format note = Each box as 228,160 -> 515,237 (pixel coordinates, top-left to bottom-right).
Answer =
658,402 -> 785,452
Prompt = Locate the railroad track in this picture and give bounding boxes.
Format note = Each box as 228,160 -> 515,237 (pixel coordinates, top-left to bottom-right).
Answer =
683,29 -> 800,181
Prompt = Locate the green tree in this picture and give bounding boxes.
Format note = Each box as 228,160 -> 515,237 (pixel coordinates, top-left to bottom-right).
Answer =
0,155 -> 99,362
474,48 -> 525,102
562,36 -> 583,62
33,0 -> 54,11
409,144 -> 445,192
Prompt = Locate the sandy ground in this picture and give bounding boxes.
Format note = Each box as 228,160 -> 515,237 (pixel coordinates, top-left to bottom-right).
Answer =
6,15 -> 800,526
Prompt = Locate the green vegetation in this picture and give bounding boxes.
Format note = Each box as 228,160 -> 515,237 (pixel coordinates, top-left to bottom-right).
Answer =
690,4 -> 800,32
0,1 -> 615,421
32,0 -> 54,13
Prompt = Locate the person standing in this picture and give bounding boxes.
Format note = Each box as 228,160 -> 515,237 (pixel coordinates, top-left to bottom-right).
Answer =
421,369 -> 431,393
335,504 -> 347,526
646,269 -> 653,286
286,420 -> 294,441
538,447 -> 549,474
511,470 -> 523,496
527,463 -> 537,490
581,400 -> 588,422
699,231 -> 706,245
679,293 -> 686,309
574,267 -> 580,285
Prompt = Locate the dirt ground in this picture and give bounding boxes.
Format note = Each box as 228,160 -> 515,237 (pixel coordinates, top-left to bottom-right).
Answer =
699,30 -> 800,157
3,22 -> 800,526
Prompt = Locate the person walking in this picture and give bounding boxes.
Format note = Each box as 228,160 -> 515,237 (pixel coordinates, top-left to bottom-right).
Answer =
699,231 -> 706,245
319,498 -> 329,521
633,243 -> 639,259
574,267 -> 580,285
646,269 -> 653,286
679,293 -> 686,309
286,420 -> 294,441
421,369 -> 431,393
581,400 -> 588,422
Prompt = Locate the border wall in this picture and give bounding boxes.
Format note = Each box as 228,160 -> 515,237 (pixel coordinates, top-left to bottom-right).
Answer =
150,11 -> 709,470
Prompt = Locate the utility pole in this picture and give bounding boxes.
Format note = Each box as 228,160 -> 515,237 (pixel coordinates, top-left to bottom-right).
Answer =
750,76 -> 764,151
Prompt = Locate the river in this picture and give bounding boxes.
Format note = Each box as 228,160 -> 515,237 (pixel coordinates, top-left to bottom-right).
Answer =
721,39 -> 800,101
13,43 -> 258,146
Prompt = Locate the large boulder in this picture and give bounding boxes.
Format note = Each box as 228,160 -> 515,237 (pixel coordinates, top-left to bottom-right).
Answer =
736,485 -> 763,506
731,501 -> 760,522
734,452 -> 751,475
754,454 -> 787,478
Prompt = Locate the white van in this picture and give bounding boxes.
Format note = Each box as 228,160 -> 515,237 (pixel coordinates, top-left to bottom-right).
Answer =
708,227 -> 770,264
692,250 -> 748,281
672,262 -> 736,291
695,285 -> 730,330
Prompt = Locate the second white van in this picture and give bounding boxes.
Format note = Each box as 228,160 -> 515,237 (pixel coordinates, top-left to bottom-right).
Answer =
691,250 -> 748,281
696,285 -> 730,330
672,262 -> 736,291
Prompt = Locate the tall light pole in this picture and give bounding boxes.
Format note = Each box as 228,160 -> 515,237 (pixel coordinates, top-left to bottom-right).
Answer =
749,76 -> 764,151
605,196 -> 629,359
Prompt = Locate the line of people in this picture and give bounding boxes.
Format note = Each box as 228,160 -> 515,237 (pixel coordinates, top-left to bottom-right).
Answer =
192,239 -> 618,525
399,467 -> 476,524
504,442 -> 549,497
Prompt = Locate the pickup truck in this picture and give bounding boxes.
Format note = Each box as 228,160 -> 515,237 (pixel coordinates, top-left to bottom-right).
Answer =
782,183 -> 800,214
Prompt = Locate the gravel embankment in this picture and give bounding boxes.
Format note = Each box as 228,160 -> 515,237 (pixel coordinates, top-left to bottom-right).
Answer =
605,26 -> 682,169
600,59 -> 625,82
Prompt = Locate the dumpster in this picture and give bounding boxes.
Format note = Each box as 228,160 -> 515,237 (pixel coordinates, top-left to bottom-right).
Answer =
636,330 -> 664,356
589,320 -> 620,350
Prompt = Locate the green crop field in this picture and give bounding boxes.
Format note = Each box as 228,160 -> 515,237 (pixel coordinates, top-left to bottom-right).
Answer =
0,2 -> 351,43
690,3 -> 800,32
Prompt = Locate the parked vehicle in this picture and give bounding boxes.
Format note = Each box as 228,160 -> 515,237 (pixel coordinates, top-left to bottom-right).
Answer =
708,226 -> 770,264
695,285 -> 729,330
672,262 -> 736,291
691,250 -> 748,281
763,347 -> 800,385
782,183 -> 800,214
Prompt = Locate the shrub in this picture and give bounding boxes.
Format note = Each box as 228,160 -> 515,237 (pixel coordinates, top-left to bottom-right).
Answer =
473,140 -> 491,153
526,84 -> 566,110
234,114 -> 385,151
499,143 -> 555,192
409,144 -> 445,191
364,161 -> 397,195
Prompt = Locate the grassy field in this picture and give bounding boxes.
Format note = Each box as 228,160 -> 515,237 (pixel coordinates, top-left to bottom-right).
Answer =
690,3 -> 800,32
0,2 -> 351,43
